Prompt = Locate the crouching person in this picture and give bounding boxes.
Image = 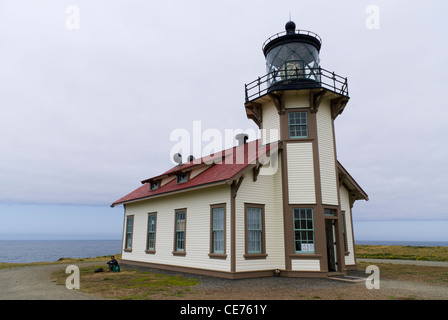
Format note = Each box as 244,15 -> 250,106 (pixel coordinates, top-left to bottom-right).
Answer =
107,256 -> 120,272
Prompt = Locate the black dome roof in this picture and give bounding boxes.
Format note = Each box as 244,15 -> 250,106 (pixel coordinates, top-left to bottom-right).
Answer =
285,21 -> 296,33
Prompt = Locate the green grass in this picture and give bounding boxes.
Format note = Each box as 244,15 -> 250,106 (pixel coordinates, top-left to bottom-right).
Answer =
355,245 -> 448,262
357,261 -> 448,287
51,264 -> 200,300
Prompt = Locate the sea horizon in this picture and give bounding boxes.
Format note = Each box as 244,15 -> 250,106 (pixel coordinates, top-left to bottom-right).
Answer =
1,239 -> 447,264
0,239 -> 123,263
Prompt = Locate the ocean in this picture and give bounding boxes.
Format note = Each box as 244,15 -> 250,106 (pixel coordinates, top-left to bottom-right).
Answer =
0,240 -> 122,263
1,239 -> 447,264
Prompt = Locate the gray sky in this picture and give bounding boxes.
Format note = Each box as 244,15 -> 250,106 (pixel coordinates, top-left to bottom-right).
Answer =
0,0 -> 447,240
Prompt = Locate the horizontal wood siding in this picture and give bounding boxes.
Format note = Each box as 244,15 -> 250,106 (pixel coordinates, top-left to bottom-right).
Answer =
284,91 -> 309,109
235,158 -> 284,272
291,259 -> 320,271
261,102 -> 280,145
286,143 -> 316,204
122,185 -> 231,272
316,102 -> 338,205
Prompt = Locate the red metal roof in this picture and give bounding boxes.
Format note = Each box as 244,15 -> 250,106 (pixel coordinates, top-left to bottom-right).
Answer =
111,140 -> 276,207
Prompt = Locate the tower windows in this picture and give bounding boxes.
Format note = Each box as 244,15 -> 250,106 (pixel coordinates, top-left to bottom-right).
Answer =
288,112 -> 308,138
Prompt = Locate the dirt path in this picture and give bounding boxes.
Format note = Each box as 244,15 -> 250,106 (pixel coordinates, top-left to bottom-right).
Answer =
0,263 -> 105,300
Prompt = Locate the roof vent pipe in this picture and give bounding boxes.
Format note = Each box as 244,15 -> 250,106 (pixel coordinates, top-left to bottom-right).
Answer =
235,133 -> 249,146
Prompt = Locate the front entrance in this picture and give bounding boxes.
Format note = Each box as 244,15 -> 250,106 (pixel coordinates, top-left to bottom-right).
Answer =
325,219 -> 337,272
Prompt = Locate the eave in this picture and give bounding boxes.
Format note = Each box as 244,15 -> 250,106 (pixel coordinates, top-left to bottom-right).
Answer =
337,161 -> 369,205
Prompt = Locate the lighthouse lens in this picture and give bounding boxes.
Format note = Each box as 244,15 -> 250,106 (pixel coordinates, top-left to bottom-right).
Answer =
266,43 -> 320,86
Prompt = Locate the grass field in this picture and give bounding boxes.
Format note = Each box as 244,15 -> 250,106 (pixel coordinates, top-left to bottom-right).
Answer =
51,263 -> 200,300
355,245 -> 448,261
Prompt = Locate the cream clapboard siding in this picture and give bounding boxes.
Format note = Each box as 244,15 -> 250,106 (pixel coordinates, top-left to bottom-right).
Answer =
291,259 -> 320,271
261,102 -> 280,145
122,184 -> 231,272
340,185 -> 356,266
286,143 -> 316,204
316,101 -> 338,205
235,157 -> 284,272
189,166 -> 209,179
284,91 -> 309,109
161,176 -> 175,187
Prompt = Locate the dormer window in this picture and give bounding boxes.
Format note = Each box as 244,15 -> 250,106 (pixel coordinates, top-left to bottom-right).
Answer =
177,173 -> 188,184
150,181 -> 160,191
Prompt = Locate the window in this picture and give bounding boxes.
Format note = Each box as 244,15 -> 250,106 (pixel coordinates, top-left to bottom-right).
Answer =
324,209 -> 336,216
210,204 -> 226,256
124,215 -> 134,251
288,112 -> 308,138
150,181 -> 159,190
146,213 -> 157,253
174,209 -> 186,254
177,173 -> 188,183
293,208 -> 315,253
244,204 -> 267,258
283,60 -> 304,79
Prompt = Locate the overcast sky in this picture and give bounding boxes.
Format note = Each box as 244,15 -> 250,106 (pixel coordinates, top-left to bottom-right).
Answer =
0,0 -> 447,241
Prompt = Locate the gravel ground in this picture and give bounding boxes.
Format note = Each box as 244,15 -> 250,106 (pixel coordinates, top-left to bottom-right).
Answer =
0,262 -> 105,300
180,269 -> 448,300
1,261 -> 447,300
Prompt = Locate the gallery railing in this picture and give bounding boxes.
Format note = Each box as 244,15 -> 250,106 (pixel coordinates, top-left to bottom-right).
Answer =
245,67 -> 349,103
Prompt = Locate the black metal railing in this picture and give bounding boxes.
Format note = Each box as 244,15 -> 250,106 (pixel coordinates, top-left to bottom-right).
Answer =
262,29 -> 322,51
245,67 -> 349,103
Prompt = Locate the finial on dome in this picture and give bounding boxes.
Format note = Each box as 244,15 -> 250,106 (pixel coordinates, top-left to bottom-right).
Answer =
285,20 -> 296,34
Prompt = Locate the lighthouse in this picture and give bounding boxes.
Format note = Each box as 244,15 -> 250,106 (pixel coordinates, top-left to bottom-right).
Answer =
244,21 -> 357,274
112,21 -> 368,279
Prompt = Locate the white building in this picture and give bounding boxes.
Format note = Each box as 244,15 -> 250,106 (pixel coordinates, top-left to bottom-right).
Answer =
111,21 -> 368,279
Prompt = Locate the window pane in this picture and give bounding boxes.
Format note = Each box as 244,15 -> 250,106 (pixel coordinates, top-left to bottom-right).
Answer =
148,234 -> 154,250
213,208 -> 224,230
125,216 -> 133,249
126,216 -> 133,233
213,230 -> 224,253
212,207 -> 225,253
176,211 -> 186,251
176,232 -> 184,251
176,212 -> 185,231
247,207 -> 262,253
149,216 -> 156,232
147,215 -> 156,250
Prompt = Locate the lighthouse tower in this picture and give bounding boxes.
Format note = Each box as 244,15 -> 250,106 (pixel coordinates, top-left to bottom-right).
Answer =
245,21 -> 351,274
